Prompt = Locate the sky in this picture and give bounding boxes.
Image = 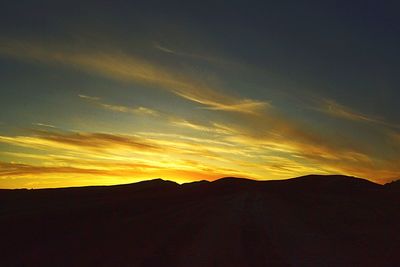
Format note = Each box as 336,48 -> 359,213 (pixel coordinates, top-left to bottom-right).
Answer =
1,0 -> 400,188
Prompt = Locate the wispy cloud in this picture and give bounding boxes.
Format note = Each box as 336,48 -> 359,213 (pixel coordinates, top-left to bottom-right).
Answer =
0,39 -> 268,114
33,122 -> 57,128
198,98 -> 269,113
314,98 -> 400,129
77,94 -> 100,101
78,93 -> 240,135
0,129 -> 161,153
0,161 -> 106,176
153,42 -> 232,66
153,43 -> 176,54
169,118 -> 234,135
318,99 -> 381,123
77,92 -> 246,138
0,129 -> 261,174
79,94 -> 160,116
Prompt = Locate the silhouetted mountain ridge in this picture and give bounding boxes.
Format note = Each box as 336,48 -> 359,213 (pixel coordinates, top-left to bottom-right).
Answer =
0,174 -> 381,192
263,174 -> 381,192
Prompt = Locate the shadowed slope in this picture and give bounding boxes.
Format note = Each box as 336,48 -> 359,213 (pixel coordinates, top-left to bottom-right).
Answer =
0,175 -> 398,267
385,179 -> 400,191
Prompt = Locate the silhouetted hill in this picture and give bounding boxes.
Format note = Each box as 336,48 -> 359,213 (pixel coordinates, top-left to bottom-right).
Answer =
0,175 -> 399,267
262,174 -> 381,193
385,179 -> 400,191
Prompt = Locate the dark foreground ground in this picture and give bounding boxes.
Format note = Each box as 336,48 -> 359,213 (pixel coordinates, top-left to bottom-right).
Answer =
0,175 -> 399,267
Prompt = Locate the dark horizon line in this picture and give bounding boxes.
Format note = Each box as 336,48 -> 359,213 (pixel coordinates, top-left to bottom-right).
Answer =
2,173 -> 397,191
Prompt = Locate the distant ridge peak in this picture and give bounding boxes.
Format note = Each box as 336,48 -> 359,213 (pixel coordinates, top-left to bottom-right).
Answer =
295,174 -> 378,184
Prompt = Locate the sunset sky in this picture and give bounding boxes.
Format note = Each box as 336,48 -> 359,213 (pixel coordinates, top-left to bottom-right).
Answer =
1,1 -> 400,188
